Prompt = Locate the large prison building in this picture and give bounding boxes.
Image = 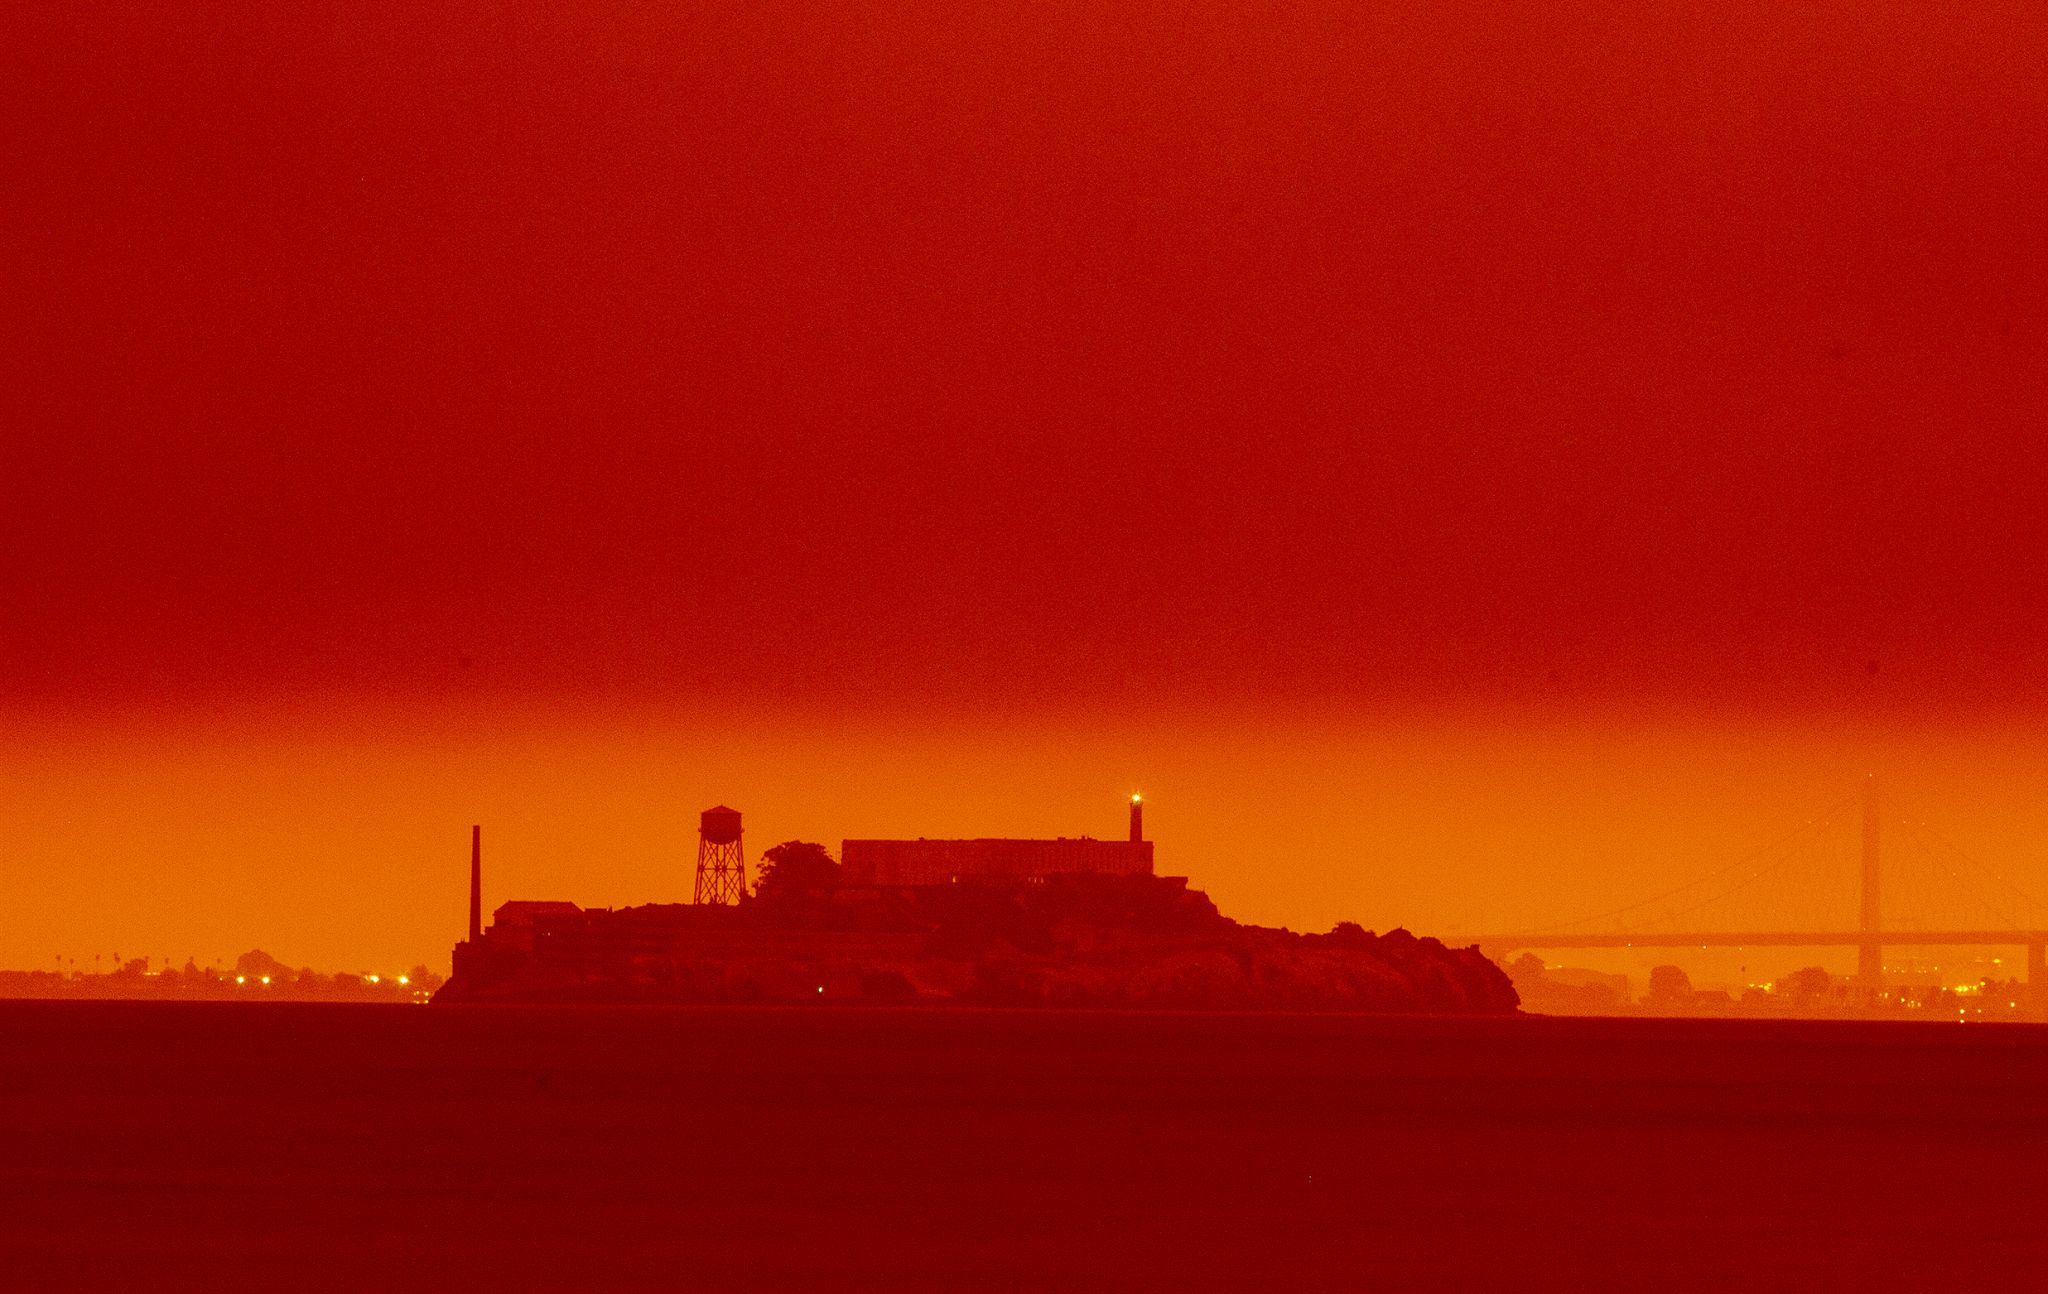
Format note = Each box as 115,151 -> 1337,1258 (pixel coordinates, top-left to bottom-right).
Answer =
839,837 -> 1155,888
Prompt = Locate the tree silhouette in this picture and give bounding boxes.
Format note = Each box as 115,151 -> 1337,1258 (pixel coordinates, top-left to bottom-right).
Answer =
1781,965 -> 1833,1004
755,841 -> 839,902
1646,964 -> 1693,1003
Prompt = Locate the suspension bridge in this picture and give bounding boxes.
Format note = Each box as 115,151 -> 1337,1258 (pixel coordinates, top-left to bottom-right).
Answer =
1453,779 -> 2048,1013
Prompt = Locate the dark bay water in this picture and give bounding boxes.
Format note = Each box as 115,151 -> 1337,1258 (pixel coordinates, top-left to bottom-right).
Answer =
3,1002 -> 2045,1291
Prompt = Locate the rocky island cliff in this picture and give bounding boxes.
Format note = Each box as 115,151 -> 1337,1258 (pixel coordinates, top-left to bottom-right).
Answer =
435,873 -> 1517,1014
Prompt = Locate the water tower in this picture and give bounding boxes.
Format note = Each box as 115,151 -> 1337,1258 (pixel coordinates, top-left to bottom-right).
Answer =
694,805 -> 746,904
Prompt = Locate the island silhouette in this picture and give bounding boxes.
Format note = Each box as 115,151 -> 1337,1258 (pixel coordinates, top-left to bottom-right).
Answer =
436,805 -> 1515,1012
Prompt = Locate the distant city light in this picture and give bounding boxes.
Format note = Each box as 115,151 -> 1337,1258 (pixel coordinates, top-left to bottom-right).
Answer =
368,975 -> 381,984
260,976 -> 270,985
398,976 -> 409,985
235,976 -> 246,984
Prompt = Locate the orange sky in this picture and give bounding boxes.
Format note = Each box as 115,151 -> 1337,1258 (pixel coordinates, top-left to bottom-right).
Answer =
9,702 -> 2048,974
4,0 -> 2045,972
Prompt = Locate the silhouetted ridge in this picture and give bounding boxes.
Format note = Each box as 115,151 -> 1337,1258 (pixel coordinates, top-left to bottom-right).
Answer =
436,873 -> 1516,1013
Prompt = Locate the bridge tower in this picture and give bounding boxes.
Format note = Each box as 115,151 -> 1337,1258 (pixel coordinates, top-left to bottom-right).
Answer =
1859,778 -> 1882,998
694,805 -> 747,904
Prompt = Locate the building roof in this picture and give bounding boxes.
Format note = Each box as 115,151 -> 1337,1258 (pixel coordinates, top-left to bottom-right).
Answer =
493,901 -> 583,920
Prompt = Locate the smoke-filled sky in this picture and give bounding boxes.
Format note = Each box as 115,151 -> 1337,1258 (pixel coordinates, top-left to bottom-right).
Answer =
5,0 -> 2046,973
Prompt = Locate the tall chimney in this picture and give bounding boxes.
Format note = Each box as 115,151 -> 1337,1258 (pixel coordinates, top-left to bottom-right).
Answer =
468,825 -> 482,943
1129,795 -> 1143,843
1858,778 -> 1880,995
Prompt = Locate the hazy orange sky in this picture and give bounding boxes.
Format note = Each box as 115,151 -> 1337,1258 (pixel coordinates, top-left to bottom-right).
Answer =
5,0 -> 2045,973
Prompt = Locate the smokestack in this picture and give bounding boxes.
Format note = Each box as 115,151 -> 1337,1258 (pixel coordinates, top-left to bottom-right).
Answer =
1858,778 -> 1881,996
1129,795 -> 1143,843
468,825 -> 482,943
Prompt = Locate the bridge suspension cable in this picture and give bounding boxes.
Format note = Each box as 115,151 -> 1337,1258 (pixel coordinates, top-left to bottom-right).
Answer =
1508,786 -> 2045,940
1517,793 -> 1859,936
1891,813 -> 2044,932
